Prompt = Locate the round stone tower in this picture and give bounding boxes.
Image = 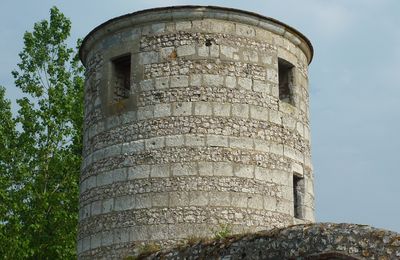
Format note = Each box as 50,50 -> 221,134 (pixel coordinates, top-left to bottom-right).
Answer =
78,6 -> 314,258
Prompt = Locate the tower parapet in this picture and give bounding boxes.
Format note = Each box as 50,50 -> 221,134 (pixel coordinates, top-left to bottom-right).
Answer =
78,6 -> 314,258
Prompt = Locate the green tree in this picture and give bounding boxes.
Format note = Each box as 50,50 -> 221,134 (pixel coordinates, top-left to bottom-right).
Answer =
0,7 -> 83,259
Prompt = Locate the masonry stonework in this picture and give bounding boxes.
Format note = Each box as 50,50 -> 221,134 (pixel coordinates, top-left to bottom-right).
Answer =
78,6 -> 314,258
147,223 -> 400,259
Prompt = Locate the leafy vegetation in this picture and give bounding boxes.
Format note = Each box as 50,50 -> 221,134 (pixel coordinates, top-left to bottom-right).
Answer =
213,223 -> 232,240
0,7 -> 83,259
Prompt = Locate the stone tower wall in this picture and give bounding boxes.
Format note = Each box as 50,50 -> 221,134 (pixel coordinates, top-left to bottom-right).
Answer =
78,6 -> 314,258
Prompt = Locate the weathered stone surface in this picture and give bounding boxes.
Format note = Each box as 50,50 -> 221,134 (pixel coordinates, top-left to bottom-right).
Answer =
83,117 -> 310,158
78,5 -> 314,259
145,223 -> 400,260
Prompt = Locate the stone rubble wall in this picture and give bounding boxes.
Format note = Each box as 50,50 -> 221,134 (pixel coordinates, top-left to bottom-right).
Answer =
78,6 -> 314,259
146,223 -> 400,260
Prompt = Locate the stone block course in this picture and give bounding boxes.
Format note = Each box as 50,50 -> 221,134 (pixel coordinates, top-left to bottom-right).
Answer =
91,233 -> 102,249
143,23 -> 165,35
213,103 -> 231,117
82,236 -> 91,252
220,45 -> 238,59
229,136 -> 253,150
209,192 -> 231,207
86,176 -> 96,190
151,193 -> 169,207
203,74 -> 224,87
197,45 -> 209,57
175,21 -> 191,31
101,231 -> 114,247
165,135 -> 185,147
154,76 -> 170,89
81,146 -> 298,182
172,163 -> 197,176
115,195 -> 135,211
150,164 -> 170,178
137,106 -> 154,120
233,164 -> 254,178
206,135 -> 229,147
78,206 -> 295,243
253,79 -> 269,93
160,47 -> 175,61
254,139 -> 270,152
189,74 -> 202,86
79,176 -> 288,206
102,198 -> 114,214
198,162 -> 213,176
145,136 -> 165,150
248,194 -> 264,210
249,105 -> 268,121
210,44 -> 220,58
242,50 -> 259,63
169,192 -> 189,207
276,198 -> 293,215
127,165 -> 150,180
97,171 -> 114,186
135,193 -> 152,209
185,134 -> 206,147
154,103 -> 171,118
91,200 -> 102,216
236,23 -> 256,37
172,102 -> 192,116
231,103 -> 249,118
231,193 -> 248,208
106,116 -> 122,132
176,44 -> 196,57
213,162 -> 233,177
113,168 -> 127,183
140,51 -> 159,65
170,75 -> 189,88
225,76 -> 237,88
194,102 -> 212,116
189,191 -> 209,206
237,77 -> 252,90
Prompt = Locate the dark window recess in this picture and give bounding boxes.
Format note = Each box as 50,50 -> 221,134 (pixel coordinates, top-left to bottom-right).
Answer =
293,175 -> 304,219
112,55 -> 131,100
278,58 -> 294,104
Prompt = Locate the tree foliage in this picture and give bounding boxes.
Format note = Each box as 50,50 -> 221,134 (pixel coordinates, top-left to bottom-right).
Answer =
0,7 -> 83,259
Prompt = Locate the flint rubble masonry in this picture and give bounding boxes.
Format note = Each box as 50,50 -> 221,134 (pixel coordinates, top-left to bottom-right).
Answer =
78,6 -> 314,259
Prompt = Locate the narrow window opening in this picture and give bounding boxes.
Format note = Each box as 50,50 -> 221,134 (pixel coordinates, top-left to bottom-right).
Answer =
112,54 -> 131,101
278,58 -> 294,104
293,175 -> 304,219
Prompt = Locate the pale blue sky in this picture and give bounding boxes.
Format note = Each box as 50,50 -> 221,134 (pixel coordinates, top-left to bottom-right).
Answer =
1,0 -> 399,232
